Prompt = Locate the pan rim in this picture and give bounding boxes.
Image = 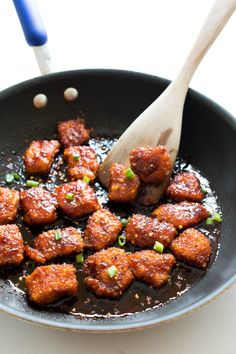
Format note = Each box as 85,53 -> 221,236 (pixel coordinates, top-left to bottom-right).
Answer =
0,68 -> 235,332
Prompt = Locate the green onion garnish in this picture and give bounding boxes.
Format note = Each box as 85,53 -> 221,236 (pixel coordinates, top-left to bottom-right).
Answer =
83,176 -> 90,183
118,234 -> 126,247
153,241 -> 164,253
73,154 -> 81,161
213,212 -> 222,222
121,218 -> 129,227
75,253 -> 84,264
12,172 -> 20,181
124,167 -> 135,179
206,217 -> 214,225
206,213 -> 222,225
5,174 -> 14,184
107,265 -> 118,278
26,180 -> 39,187
66,192 -> 74,200
55,230 -> 62,241
201,186 -> 207,194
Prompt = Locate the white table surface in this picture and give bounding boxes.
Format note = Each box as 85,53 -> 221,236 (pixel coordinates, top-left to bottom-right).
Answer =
0,1 -> 235,353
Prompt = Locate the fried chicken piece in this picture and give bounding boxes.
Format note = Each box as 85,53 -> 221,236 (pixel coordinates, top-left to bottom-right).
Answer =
58,118 -> 90,147
63,146 -> 99,182
167,172 -> 204,202
83,247 -> 134,298
129,145 -> 172,184
0,187 -> 20,224
108,163 -> 140,203
26,264 -> 78,305
23,140 -> 60,174
128,250 -> 176,287
170,228 -> 212,269
0,224 -> 24,266
125,214 -> 177,248
55,180 -> 100,218
25,227 -> 84,264
84,209 -> 122,251
21,187 -> 57,225
153,202 -> 209,229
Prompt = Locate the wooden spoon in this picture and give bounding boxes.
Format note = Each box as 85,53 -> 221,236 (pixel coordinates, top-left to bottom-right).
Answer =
99,0 -> 236,198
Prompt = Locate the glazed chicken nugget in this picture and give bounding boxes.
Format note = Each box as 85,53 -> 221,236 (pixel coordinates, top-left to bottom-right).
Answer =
108,163 -> 140,203
26,264 -> 78,305
170,228 -> 212,269
83,247 -> 134,298
129,145 -> 172,184
63,145 -> 99,182
167,172 -> 204,202
0,224 -> 24,266
23,140 -> 60,175
55,180 -> 100,218
21,187 -> 57,225
128,250 -> 176,287
153,202 -> 209,229
58,118 -> 90,147
84,209 -> 122,251
0,187 -> 20,224
25,227 -> 84,264
126,214 -> 176,248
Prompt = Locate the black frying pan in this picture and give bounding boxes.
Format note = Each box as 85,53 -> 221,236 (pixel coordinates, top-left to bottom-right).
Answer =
0,69 -> 236,332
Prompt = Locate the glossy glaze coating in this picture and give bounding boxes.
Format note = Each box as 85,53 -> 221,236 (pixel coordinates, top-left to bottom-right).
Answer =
55,180 -> 100,218
130,146 -> 172,184
170,228 -> 212,269
167,172 -> 204,201
126,214 -> 177,248
23,140 -> 60,174
83,247 -> 134,299
21,187 -> 57,225
84,209 -> 122,251
128,250 -> 176,287
0,187 -> 20,224
108,163 -> 140,202
0,224 -> 24,266
25,227 -> 84,264
153,201 -> 209,229
58,118 -> 90,147
26,264 -> 78,305
63,145 -> 99,181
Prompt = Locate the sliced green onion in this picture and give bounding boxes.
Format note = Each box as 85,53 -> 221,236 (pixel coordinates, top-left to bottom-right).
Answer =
75,253 -> 84,264
107,265 -> 118,278
153,241 -> 164,253
5,174 -> 14,184
13,172 -> 20,181
206,217 -> 214,225
66,192 -> 74,200
124,167 -> 135,179
83,176 -> 90,183
26,180 -> 39,187
55,230 -> 62,241
201,186 -> 207,194
118,234 -> 126,247
213,212 -> 222,222
73,154 -> 81,161
121,218 -> 129,227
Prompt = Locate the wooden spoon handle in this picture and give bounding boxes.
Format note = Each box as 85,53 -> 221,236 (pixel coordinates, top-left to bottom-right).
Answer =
175,0 -> 236,88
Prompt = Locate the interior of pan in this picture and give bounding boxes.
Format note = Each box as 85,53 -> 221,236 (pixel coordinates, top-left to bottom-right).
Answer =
0,69 -> 236,332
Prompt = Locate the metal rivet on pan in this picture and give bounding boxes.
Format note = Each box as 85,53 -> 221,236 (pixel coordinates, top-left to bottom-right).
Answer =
64,87 -> 79,101
33,93 -> 48,109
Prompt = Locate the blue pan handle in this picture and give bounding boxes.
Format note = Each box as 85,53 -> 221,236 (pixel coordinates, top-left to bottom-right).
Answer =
13,0 -> 47,46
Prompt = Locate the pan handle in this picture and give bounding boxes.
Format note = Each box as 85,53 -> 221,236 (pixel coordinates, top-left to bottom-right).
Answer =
12,0 -> 52,74
12,0 -> 47,46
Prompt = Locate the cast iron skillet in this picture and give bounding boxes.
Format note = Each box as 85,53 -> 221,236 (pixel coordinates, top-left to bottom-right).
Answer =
0,69 -> 235,332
